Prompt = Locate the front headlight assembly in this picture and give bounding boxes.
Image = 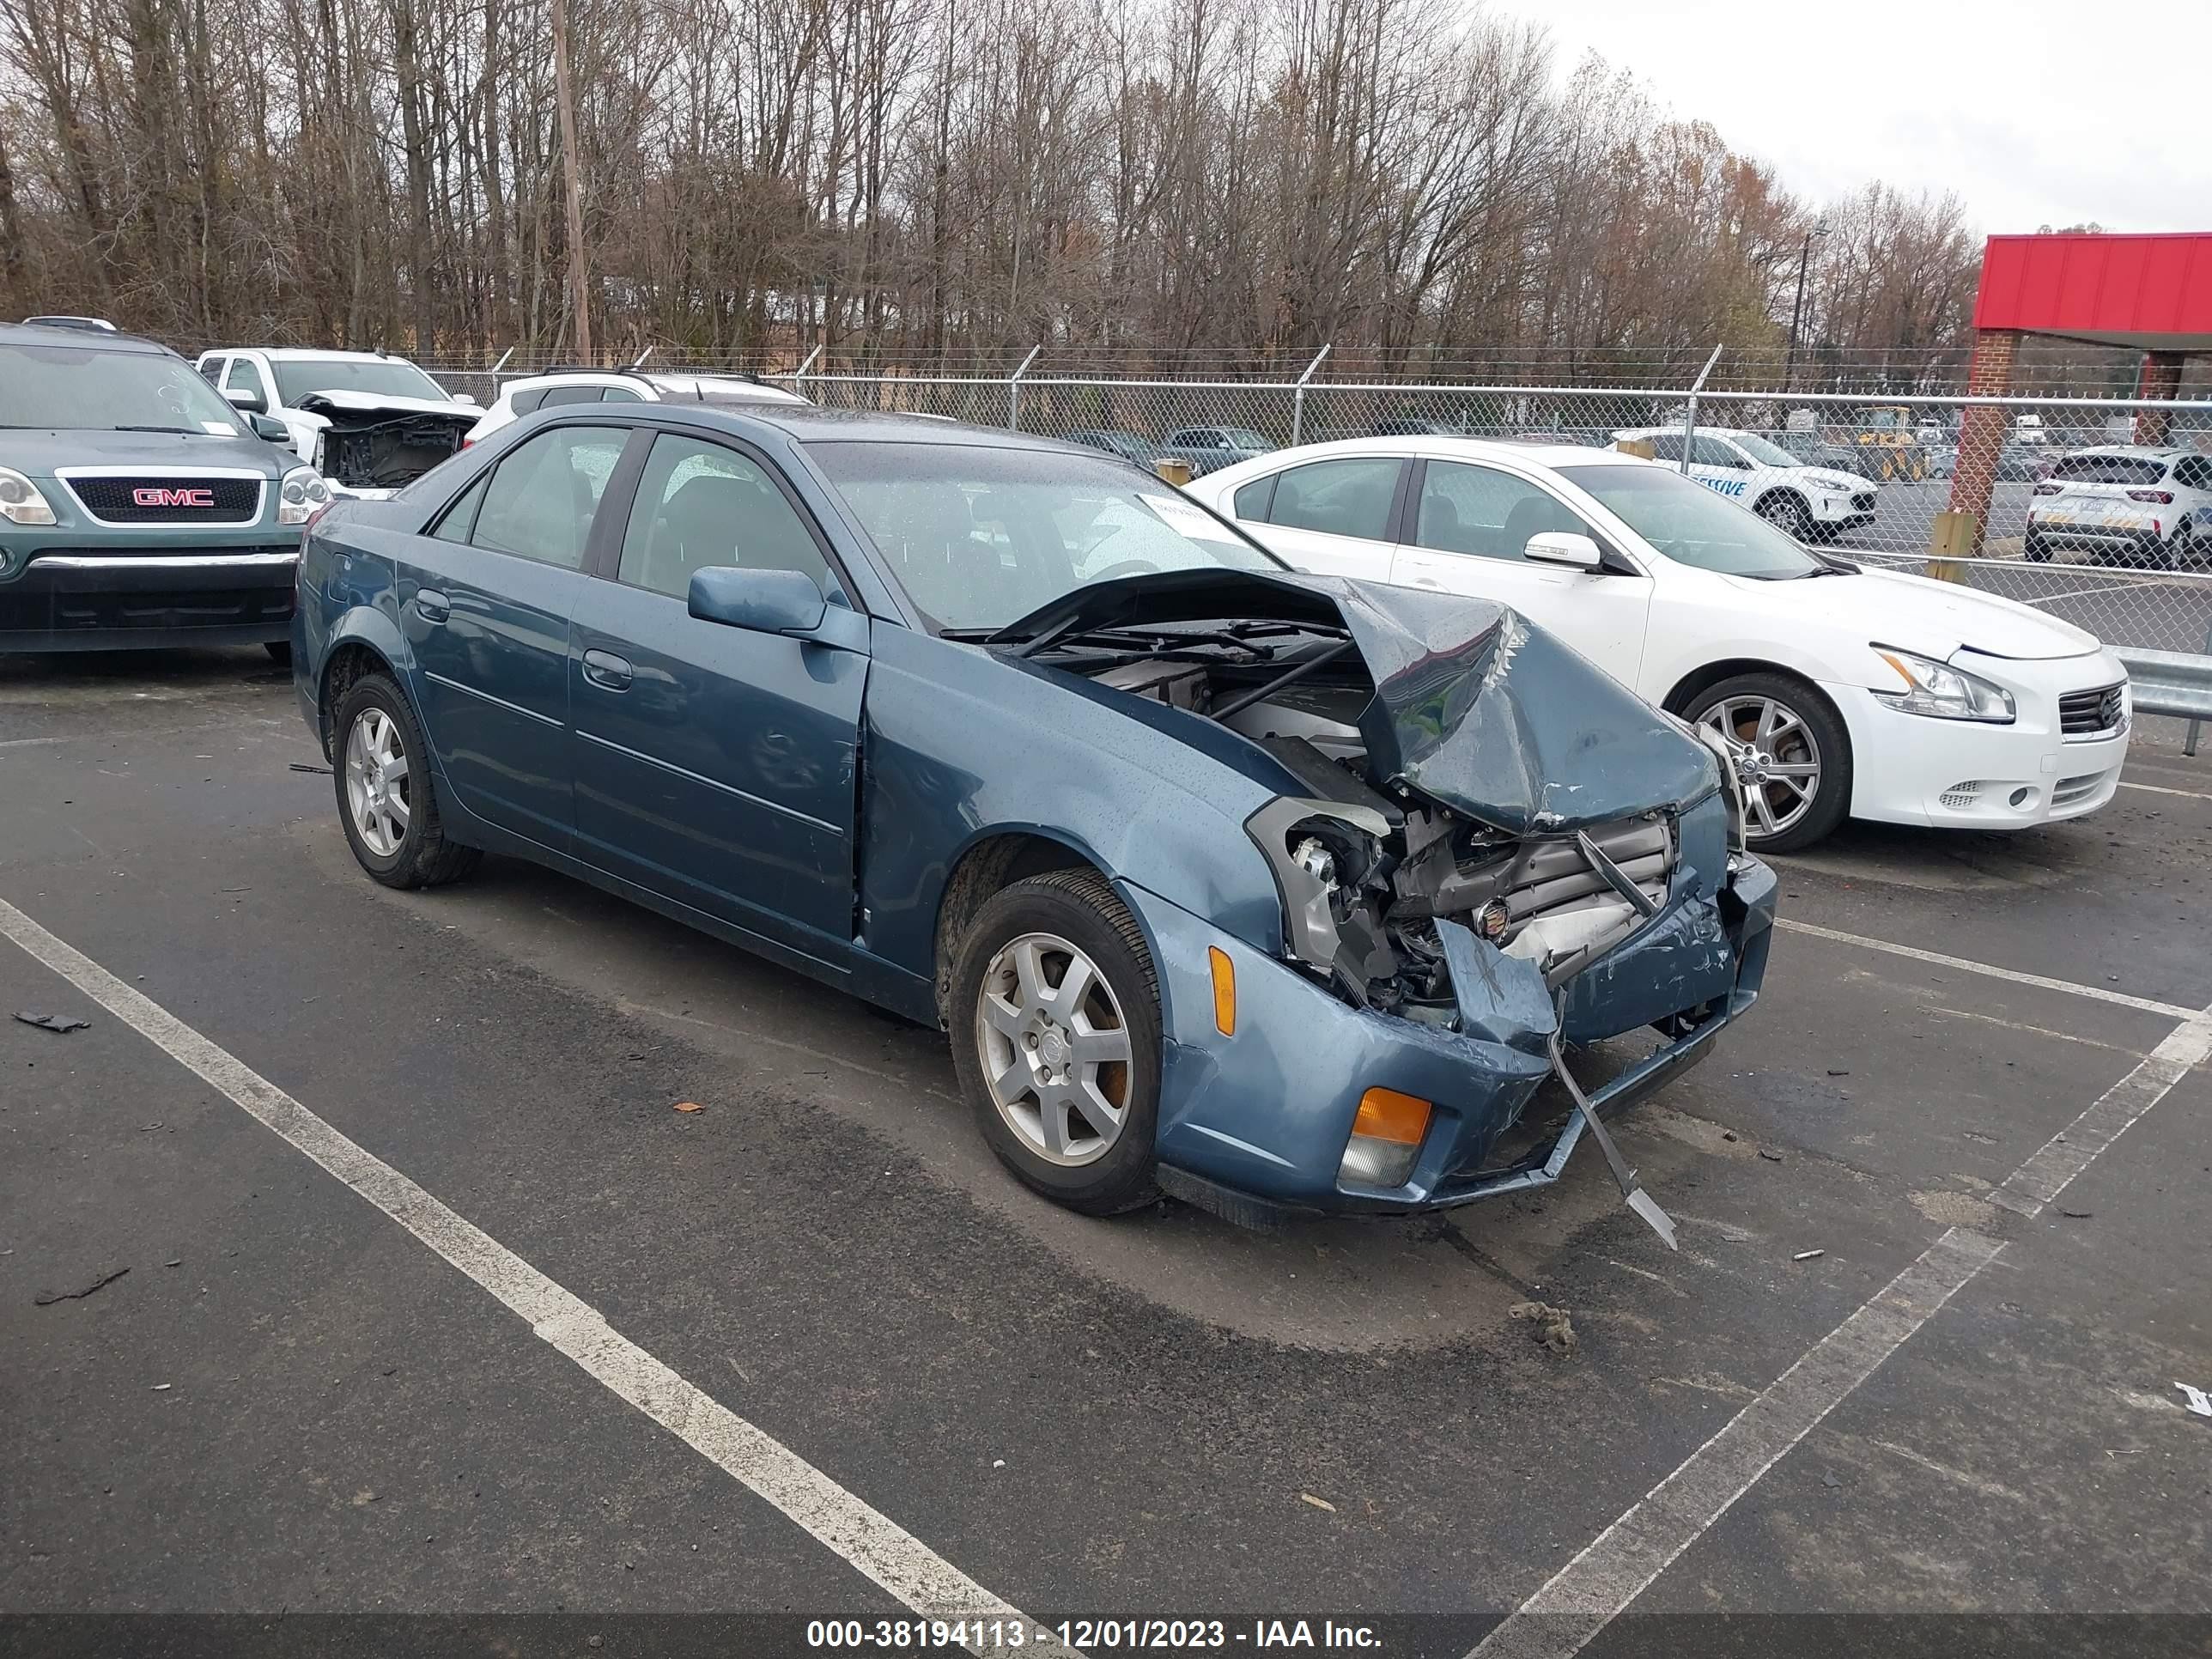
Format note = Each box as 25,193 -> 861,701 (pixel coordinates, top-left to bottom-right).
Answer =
1870,645 -> 2015,724
277,465 -> 334,526
0,465 -> 58,526
1245,796 -> 1396,1002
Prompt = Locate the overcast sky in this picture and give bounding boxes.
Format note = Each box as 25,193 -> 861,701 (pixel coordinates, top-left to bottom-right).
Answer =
1487,0 -> 2208,237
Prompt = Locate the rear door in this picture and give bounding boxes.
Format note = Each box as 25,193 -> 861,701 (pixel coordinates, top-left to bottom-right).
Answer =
1236,454 -> 1406,580
568,428 -> 868,954
400,422 -> 634,853
1389,459 -> 1650,684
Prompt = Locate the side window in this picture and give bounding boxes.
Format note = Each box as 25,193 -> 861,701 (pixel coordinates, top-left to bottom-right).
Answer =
223,356 -> 270,406
1692,435 -> 1746,467
1232,475 -> 1279,522
2174,455 -> 2210,490
470,424 -> 629,569
538,386 -> 605,409
1415,463 -> 1591,561
1267,458 -> 1401,541
1646,433 -> 1686,463
509,388 -> 548,416
197,355 -> 225,386
599,385 -> 646,404
617,434 -> 832,601
432,473 -> 490,544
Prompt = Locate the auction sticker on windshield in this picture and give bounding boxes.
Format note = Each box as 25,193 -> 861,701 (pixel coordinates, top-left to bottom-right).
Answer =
1139,492 -> 1242,542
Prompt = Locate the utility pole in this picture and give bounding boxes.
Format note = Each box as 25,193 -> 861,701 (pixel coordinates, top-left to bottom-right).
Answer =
1784,219 -> 1827,391
550,0 -> 591,361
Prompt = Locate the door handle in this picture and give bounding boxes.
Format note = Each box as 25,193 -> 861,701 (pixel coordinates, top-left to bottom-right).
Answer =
414,588 -> 451,624
581,648 -> 634,692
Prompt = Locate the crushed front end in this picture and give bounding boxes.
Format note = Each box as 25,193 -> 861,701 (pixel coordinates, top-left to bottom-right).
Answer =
1006,569 -> 1778,1224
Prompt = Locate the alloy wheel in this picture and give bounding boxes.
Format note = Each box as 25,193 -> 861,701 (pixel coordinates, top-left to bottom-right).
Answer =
1697,695 -> 1822,841
975,931 -> 1133,1168
344,706 -> 412,857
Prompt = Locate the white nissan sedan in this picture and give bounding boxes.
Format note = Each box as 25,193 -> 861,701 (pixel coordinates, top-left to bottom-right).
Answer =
1184,438 -> 2130,852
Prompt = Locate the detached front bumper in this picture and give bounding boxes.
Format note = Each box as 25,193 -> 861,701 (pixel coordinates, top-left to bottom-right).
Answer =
1121,854 -> 1778,1219
0,547 -> 299,653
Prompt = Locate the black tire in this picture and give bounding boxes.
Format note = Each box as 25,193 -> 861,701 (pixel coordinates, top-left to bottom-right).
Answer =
948,868 -> 1162,1217
264,640 -> 293,665
1755,492 -> 1812,541
331,672 -> 482,890
1688,672 -> 1854,854
2022,532 -> 2051,562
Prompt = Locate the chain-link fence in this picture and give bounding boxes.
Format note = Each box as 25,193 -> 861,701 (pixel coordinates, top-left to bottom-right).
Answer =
422,357 -> 2212,661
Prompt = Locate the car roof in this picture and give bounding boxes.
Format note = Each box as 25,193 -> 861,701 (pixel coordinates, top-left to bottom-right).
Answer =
526,400 -> 1105,453
1613,424 -> 1754,441
1249,434 -> 1648,470
208,346 -> 423,362
2057,443 -> 2186,460
0,320 -> 173,354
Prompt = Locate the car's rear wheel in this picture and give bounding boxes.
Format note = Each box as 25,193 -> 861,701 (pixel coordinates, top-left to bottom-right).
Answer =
332,673 -> 481,890
1755,493 -> 1812,541
1691,673 -> 1853,854
264,641 -> 293,665
2023,531 -> 2051,562
949,869 -> 1162,1216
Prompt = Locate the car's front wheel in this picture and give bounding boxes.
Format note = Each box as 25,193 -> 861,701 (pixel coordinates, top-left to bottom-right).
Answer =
332,673 -> 482,890
1691,673 -> 1853,854
2023,531 -> 2052,562
1755,493 -> 1812,541
949,869 -> 1162,1216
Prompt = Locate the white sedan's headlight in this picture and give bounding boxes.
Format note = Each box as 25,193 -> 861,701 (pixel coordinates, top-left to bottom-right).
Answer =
1871,645 -> 2015,724
0,465 -> 58,526
276,465 -> 334,525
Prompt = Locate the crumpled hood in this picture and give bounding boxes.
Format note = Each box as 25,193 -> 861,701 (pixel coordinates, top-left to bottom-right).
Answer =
997,568 -> 1719,834
295,388 -> 477,422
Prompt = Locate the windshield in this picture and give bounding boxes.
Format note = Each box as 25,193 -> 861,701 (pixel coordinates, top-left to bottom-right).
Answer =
271,356 -> 447,404
0,343 -> 246,432
1734,434 -> 1803,468
809,441 -> 1283,631
1559,463 -> 1826,580
2050,454 -> 2166,486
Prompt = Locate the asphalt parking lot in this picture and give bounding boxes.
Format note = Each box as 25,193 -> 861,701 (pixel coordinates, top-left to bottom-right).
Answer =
3,650 -> 2209,1656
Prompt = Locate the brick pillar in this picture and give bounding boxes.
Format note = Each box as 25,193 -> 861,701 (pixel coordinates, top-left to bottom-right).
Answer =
2133,350 -> 2184,446
1945,327 -> 2020,556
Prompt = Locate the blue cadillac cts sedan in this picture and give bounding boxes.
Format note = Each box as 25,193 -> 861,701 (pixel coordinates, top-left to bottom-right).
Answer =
295,404 -> 1777,1225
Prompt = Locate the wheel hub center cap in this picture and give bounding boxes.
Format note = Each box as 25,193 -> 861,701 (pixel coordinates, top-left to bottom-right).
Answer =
1036,1026 -> 1070,1068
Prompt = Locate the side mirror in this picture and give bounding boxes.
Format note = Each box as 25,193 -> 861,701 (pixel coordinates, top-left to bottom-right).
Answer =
222,385 -> 268,416
452,392 -> 478,406
247,412 -> 289,443
1523,531 -> 1603,571
688,565 -> 827,635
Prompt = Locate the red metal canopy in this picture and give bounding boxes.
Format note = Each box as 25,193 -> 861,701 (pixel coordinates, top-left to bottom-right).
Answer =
1974,232 -> 2212,352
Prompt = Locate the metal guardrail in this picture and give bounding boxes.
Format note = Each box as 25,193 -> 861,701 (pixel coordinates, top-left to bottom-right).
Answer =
2117,623 -> 2212,756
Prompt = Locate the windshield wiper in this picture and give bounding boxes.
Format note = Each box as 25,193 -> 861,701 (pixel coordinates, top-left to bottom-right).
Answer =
109,424 -> 200,434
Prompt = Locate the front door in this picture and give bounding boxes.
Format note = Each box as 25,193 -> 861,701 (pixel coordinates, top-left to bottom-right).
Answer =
569,429 -> 868,954
1388,459 -> 1651,687
399,422 -> 633,853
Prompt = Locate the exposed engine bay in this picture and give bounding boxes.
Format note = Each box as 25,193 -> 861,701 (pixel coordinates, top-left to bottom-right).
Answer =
1042,618 -> 1734,1018
299,395 -> 474,489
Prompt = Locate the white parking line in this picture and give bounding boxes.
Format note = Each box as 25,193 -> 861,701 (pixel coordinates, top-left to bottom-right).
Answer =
1466,1007 -> 2212,1659
0,895 -> 1070,1657
2118,780 -> 2212,802
1775,918 -> 2199,1020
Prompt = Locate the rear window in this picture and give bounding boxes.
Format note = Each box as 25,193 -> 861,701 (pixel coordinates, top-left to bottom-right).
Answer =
2050,454 -> 2167,486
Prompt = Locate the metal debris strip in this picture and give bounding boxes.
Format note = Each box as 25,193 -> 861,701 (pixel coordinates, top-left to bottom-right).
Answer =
13,1011 -> 90,1034
2177,1382 -> 2212,1419
1547,1032 -> 1678,1251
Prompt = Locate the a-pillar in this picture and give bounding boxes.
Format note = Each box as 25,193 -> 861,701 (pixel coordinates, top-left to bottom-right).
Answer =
1945,327 -> 2020,556
2133,351 -> 2184,446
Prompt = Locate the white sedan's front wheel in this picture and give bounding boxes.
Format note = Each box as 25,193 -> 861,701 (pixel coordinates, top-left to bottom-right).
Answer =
1692,673 -> 1854,853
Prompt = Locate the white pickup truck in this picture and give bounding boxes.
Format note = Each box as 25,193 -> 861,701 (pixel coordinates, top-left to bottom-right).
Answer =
193,347 -> 479,498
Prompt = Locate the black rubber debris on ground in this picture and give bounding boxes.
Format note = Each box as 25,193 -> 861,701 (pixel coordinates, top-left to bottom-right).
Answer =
33,1267 -> 129,1306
